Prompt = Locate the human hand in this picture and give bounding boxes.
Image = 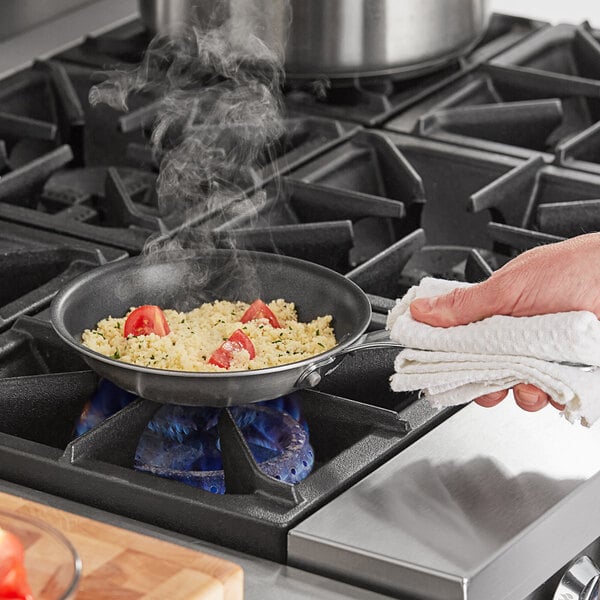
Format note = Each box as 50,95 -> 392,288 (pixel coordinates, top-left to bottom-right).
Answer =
409,233 -> 600,412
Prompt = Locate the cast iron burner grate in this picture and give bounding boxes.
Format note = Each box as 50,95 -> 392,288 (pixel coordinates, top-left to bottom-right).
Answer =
0,56 -> 359,251
0,316 -> 453,562
285,130 -> 525,302
0,60 -> 85,169
490,22 -> 600,89
119,110 -> 359,191
466,155 -> 600,239
384,67 -> 600,160
0,221 -> 125,332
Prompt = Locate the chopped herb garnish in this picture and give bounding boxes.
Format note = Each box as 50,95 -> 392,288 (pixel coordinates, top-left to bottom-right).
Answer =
115,322 -> 121,329
112,349 -> 120,359
316,329 -> 320,336
317,342 -> 325,348
150,354 -> 155,360
180,319 -> 185,323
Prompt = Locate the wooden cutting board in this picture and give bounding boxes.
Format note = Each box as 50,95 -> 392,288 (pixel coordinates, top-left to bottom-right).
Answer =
0,491 -> 243,600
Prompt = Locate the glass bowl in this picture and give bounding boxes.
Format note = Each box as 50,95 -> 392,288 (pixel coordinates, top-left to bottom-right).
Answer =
0,509 -> 81,600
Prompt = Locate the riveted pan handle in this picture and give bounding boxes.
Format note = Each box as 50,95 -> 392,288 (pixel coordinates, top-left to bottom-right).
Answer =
295,329 -> 403,389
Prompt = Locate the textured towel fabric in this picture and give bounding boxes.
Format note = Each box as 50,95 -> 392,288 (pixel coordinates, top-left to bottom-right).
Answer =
387,278 -> 600,426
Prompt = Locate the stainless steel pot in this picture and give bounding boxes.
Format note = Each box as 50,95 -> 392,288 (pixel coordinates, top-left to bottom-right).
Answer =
138,0 -> 491,80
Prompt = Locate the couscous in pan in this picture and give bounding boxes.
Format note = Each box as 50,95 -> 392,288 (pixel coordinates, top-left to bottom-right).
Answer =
51,250 -> 399,407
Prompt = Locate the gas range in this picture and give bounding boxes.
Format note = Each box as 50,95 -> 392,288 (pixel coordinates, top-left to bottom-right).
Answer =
2,5 -> 600,600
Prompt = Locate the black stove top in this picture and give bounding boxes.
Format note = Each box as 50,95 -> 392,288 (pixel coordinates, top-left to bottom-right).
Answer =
1,13 -> 600,572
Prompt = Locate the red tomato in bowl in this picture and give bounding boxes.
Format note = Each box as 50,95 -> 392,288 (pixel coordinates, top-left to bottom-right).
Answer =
0,529 -> 33,600
208,329 -> 256,369
123,305 -> 170,337
240,299 -> 281,328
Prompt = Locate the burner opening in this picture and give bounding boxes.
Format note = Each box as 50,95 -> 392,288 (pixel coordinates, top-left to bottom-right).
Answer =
398,143 -> 516,248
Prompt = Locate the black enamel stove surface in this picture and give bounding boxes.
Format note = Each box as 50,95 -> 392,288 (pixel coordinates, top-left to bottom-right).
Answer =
2,13 -> 600,565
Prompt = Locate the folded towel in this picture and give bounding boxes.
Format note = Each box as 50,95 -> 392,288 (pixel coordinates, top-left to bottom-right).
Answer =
387,278 -> 600,426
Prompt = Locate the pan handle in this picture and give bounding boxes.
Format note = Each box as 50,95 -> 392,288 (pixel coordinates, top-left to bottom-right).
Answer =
295,329 -> 403,389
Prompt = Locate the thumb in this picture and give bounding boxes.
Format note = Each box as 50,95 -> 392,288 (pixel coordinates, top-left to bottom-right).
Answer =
410,282 -> 502,327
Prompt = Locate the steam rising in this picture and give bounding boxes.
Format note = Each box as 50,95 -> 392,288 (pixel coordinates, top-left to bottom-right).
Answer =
89,8 -> 286,231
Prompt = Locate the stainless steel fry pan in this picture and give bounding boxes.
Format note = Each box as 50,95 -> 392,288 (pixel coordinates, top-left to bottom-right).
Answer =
51,250 -> 399,406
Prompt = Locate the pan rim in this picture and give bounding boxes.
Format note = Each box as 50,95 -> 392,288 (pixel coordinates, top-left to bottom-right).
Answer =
50,250 -> 372,379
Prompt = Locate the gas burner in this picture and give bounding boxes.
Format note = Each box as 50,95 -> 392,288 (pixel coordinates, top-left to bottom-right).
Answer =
75,380 -> 314,494
135,402 -> 314,494
75,380 -> 136,437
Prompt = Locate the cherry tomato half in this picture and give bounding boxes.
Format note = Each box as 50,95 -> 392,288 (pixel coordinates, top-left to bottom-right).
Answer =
123,305 -> 171,337
0,529 -> 33,600
240,299 -> 281,328
208,329 -> 256,369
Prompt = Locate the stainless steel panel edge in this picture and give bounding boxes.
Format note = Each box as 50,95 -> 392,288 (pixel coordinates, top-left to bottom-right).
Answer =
289,399 -> 600,600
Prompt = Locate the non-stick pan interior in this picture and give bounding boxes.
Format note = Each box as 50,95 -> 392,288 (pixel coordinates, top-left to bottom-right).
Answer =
54,250 -> 371,359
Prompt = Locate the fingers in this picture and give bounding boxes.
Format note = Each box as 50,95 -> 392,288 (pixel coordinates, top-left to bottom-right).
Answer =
410,281 -> 503,327
474,386 -> 564,412
513,383 -> 549,412
474,390 -> 508,407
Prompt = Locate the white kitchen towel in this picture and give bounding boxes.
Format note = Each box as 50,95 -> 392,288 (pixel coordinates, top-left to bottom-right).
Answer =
387,278 -> 600,426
